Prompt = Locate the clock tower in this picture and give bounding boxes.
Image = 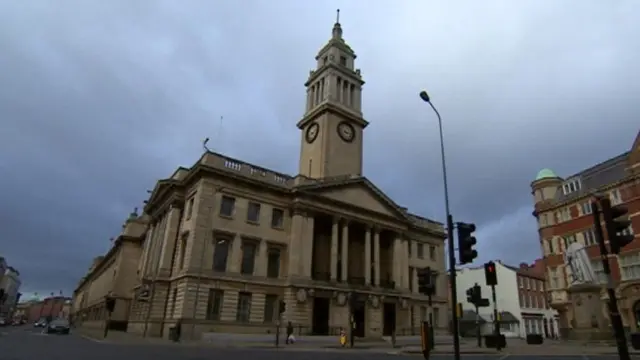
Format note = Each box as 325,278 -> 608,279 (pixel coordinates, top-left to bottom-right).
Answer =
297,11 -> 368,179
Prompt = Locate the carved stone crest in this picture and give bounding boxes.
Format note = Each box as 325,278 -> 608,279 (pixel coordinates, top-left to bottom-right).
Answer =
368,295 -> 380,309
400,298 -> 408,309
296,289 -> 307,303
336,292 -> 347,306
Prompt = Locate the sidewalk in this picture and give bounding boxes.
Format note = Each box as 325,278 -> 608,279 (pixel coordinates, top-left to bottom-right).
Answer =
74,328 -> 640,356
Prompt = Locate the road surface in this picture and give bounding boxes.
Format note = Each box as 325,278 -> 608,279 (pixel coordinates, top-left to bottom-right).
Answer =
0,325 -> 637,360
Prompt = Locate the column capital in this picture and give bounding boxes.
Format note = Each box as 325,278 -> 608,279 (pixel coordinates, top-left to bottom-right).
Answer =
291,207 -> 308,217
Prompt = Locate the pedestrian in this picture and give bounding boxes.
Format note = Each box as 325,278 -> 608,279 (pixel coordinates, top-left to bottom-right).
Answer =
286,321 -> 294,344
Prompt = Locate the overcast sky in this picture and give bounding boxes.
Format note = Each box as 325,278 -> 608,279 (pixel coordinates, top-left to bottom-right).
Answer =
1,0 -> 638,298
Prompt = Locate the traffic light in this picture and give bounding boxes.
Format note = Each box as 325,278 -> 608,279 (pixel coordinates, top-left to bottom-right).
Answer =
601,198 -> 634,254
417,267 -> 435,296
279,300 -> 286,314
105,297 -> 116,313
465,284 -> 481,304
484,261 -> 498,286
457,222 -> 478,265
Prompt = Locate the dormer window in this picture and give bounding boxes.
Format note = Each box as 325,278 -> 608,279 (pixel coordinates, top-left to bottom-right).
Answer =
562,178 -> 581,195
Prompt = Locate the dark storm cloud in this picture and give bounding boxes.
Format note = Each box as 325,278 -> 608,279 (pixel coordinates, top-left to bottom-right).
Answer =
0,0 -> 638,295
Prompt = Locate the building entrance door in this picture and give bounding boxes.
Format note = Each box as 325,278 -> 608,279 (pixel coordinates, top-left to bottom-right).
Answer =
383,302 -> 396,336
312,297 -> 330,335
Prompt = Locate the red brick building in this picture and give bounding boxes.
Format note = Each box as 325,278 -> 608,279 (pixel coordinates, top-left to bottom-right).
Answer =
25,296 -> 71,322
531,130 -> 640,334
514,260 -> 558,337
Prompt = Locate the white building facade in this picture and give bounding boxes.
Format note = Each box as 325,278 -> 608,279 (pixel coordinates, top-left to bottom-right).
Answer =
455,261 -> 558,339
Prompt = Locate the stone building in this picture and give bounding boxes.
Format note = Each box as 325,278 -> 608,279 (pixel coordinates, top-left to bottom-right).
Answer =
73,17 -> 447,340
72,211 -> 148,331
531,130 -> 640,339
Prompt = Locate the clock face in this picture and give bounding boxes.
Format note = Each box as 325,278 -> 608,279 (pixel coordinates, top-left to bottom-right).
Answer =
337,122 -> 355,143
305,122 -> 319,143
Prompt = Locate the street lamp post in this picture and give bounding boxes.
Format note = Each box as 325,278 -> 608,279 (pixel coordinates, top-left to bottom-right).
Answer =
419,90 -> 460,360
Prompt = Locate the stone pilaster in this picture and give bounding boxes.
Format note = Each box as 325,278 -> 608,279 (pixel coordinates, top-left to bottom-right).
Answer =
287,210 -> 305,278
157,206 -> 182,275
228,234 -> 243,273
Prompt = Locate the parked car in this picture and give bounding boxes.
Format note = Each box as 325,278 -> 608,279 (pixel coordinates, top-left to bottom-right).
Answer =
34,318 -> 48,328
0,318 -> 6,327
46,319 -> 70,335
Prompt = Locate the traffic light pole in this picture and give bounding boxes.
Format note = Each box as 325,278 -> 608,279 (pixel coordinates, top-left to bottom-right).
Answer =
491,285 -> 501,351
447,215 -> 461,360
475,303 -> 481,348
592,200 -> 630,360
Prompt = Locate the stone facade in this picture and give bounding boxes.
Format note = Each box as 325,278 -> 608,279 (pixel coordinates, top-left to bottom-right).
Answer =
73,17 -> 448,340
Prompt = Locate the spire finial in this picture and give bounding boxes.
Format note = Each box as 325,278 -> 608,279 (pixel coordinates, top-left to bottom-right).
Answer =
332,9 -> 343,39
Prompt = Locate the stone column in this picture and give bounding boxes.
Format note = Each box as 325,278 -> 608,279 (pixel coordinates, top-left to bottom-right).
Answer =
301,215 -> 315,278
330,217 -> 339,281
341,220 -> 349,282
364,226 -> 372,285
373,228 -> 380,286
403,239 -> 411,289
393,234 -> 402,286
412,267 -> 419,294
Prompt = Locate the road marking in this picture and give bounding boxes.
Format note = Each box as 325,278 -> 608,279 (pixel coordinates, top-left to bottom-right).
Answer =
79,334 -> 106,343
498,354 -> 510,360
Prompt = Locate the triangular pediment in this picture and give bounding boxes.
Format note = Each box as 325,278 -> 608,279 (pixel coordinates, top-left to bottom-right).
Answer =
297,177 -> 407,220
146,179 -> 175,208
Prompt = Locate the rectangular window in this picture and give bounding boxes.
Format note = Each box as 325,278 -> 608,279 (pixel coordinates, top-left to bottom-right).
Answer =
220,196 -> 235,217
267,247 -> 281,278
339,56 -> 347,66
610,189 -> 622,205
429,245 -> 436,260
271,208 -> 284,228
212,238 -> 230,272
582,202 -> 593,215
247,202 -> 261,223
417,243 -> 424,259
185,197 -> 195,219
583,228 -> 597,246
206,289 -> 223,320
236,292 -> 252,322
619,252 -> 640,281
263,294 -> 278,323
241,241 -> 258,275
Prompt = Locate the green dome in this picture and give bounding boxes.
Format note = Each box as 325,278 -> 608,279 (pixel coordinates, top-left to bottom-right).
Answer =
535,168 -> 557,180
